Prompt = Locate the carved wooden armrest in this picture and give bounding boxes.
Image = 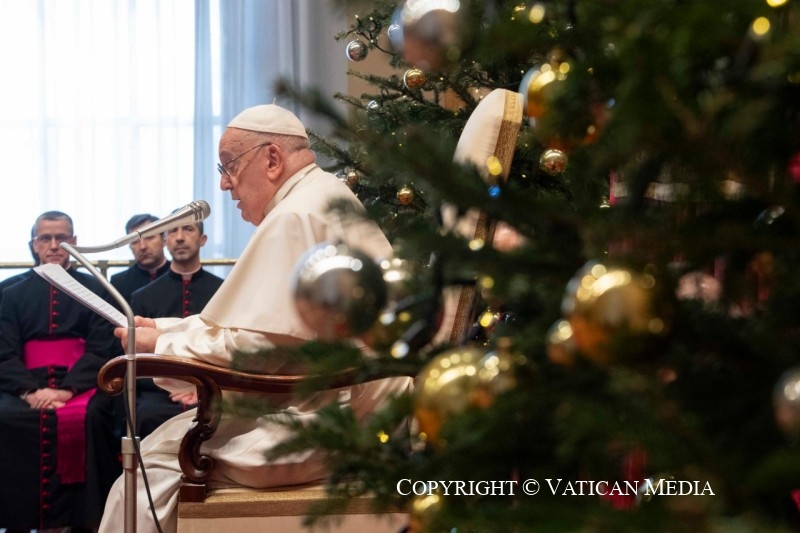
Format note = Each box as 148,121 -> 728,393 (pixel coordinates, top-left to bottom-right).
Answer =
97,354 -> 356,502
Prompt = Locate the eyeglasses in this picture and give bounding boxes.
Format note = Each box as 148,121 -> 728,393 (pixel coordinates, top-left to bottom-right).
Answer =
33,234 -> 73,245
217,142 -> 272,177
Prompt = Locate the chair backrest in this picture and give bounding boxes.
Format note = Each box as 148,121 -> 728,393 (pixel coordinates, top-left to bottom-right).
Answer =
434,88 -> 523,345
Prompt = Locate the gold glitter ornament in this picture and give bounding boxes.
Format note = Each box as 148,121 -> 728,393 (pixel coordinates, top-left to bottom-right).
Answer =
409,492 -> 443,532
414,346 -> 488,447
403,68 -> 427,90
396,186 -> 415,205
561,261 -> 668,365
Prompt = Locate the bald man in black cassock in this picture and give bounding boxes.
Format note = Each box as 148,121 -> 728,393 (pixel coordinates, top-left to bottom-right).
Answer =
0,211 -> 120,532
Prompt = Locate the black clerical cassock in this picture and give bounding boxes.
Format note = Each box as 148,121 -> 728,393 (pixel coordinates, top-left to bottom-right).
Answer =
0,269 -> 120,530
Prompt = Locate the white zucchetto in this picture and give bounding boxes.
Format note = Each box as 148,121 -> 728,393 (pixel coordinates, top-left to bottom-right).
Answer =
227,104 -> 308,139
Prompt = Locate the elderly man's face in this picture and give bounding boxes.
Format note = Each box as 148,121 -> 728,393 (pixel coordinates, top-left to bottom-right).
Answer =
218,129 -> 272,226
31,218 -> 76,269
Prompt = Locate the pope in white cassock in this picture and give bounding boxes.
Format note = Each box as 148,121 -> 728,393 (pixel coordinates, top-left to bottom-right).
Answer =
99,104 -> 413,533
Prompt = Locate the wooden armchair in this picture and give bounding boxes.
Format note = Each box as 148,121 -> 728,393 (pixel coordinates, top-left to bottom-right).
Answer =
98,354 -> 407,532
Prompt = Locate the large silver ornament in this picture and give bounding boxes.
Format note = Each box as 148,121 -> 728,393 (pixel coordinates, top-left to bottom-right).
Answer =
292,242 -> 387,340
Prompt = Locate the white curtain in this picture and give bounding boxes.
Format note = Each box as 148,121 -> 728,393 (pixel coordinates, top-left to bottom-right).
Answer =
0,0 -> 196,271
0,0 -> 349,279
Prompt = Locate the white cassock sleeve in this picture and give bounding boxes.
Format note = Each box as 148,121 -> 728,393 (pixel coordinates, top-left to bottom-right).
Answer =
151,315 -> 282,393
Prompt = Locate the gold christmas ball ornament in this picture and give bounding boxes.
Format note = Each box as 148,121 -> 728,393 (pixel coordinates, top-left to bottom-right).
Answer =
345,39 -> 368,62
539,148 -> 568,176
561,261 -> 668,365
337,168 -> 359,190
403,68 -> 427,90
773,366 -> 800,439
518,48 -> 571,120
395,0 -> 472,71
396,185 -> 415,205
408,492 -> 443,533
292,242 -> 387,341
414,346 -> 488,447
346,169 -> 360,187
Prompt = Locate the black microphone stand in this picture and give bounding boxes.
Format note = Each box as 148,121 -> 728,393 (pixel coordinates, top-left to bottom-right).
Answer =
61,242 -> 138,533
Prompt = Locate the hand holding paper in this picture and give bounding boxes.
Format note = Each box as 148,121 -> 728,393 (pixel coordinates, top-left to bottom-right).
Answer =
114,323 -> 161,353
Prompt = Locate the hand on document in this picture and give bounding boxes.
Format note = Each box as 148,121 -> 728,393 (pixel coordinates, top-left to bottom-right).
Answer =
113,316 -> 160,352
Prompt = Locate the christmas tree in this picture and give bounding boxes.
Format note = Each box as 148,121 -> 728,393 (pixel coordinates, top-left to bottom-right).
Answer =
239,1 -> 800,531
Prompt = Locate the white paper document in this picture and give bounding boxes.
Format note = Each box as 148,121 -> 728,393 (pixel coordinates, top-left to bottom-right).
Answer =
34,263 -> 127,327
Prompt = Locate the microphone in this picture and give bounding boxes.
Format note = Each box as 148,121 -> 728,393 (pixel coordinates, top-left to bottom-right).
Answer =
67,200 -> 211,253
135,200 -> 211,240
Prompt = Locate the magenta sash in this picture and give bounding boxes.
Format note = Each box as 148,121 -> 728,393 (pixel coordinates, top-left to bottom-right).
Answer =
24,338 -> 85,369
23,338 -> 95,484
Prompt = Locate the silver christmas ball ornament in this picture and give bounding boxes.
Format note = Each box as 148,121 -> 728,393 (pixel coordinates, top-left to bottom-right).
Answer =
292,242 -> 387,340
346,39 -> 369,62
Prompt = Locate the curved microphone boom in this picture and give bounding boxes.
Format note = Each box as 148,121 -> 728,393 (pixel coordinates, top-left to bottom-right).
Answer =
71,200 -> 211,253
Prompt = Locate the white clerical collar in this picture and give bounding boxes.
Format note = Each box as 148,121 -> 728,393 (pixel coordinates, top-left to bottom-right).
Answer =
264,163 -> 318,216
171,265 -> 202,280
